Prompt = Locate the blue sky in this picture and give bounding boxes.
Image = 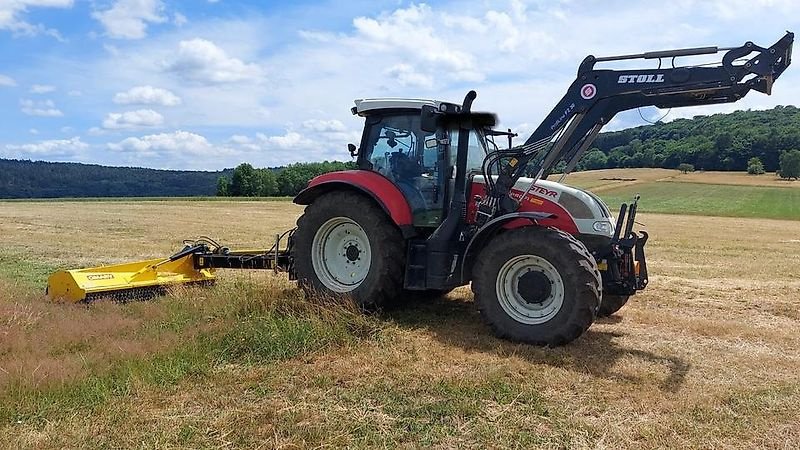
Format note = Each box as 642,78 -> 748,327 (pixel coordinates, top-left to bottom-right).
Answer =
1,0 -> 798,170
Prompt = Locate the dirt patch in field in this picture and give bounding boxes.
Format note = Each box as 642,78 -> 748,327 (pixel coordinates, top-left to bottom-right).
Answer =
562,168 -> 677,191
670,171 -> 800,188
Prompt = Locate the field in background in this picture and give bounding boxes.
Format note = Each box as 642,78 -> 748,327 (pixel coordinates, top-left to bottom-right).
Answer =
562,168 -> 800,221
1,169 -> 799,448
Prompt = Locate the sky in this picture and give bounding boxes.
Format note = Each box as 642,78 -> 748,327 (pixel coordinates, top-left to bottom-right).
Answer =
0,0 -> 798,171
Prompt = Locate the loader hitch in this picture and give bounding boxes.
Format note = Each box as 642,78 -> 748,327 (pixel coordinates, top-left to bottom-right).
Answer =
595,195 -> 649,296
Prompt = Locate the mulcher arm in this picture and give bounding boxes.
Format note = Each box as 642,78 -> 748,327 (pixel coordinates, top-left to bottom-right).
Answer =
483,32 -> 794,216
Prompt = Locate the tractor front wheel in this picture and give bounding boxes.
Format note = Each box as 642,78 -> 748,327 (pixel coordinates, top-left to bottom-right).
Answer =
472,227 -> 600,346
293,191 -> 405,309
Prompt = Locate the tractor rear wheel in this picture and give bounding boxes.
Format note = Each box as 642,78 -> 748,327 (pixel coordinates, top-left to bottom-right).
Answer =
597,294 -> 630,317
293,191 -> 405,309
472,227 -> 600,346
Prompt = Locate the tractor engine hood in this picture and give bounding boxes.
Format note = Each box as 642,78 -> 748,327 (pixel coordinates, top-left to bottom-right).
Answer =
472,175 -> 616,238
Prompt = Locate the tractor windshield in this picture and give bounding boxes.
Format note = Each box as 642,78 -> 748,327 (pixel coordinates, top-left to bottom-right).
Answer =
449,128 -> 491,173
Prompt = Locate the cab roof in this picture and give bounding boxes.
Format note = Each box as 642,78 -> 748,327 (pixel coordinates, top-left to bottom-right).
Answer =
352,98 -> 459,116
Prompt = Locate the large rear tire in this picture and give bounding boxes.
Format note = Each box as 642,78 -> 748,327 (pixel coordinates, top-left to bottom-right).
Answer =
597,294 -> 630,317
293,191 -> 405,309
472,227 -> 600,346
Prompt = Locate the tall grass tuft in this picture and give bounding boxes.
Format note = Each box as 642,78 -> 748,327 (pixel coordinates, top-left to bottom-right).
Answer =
0,273 -> 381,424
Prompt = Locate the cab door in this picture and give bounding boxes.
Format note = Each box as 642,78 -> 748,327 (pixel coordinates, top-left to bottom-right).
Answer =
357,112 -> 447,227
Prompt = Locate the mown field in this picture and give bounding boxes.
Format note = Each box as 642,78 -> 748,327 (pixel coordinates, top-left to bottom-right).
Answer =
0,169 -> 799,448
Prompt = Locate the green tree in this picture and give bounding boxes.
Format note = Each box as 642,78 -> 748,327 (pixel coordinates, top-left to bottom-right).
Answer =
231,163 -> 258,196
746,157 -> 765,175
779,149 -> 800,180
216,176 -> 230,196
580,149 -> 607,170
677,163 -> 695,174
256,168 -> 278,196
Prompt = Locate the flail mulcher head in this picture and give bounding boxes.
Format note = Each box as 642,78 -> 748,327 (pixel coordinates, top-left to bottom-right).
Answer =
46,234 -> 294,303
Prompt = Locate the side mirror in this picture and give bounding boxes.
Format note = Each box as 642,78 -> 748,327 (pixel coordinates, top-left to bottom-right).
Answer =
420,104 -> 441,132
347,143 -> 358,157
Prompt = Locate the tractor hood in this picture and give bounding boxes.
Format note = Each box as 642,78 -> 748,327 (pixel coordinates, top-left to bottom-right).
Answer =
473,175 -> 615,238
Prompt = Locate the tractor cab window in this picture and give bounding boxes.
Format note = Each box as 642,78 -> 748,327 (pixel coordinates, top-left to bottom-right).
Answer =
449,128 -> 489,173
360,113 -> 443,227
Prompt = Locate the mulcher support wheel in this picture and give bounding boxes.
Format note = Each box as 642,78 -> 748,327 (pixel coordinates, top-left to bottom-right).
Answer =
472,227 -> 601,346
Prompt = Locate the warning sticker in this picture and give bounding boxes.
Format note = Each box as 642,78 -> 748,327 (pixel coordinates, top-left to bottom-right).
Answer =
580,83 -> 597,100
86,274 -> 115,281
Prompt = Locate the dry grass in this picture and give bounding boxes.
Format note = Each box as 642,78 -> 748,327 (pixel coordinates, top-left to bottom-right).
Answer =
1,197 -> 799,448
0,200 -> 304,268
562,168 -> 800,192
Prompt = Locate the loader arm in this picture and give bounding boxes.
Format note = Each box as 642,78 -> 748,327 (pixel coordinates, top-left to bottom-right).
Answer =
484,32 -> 794,216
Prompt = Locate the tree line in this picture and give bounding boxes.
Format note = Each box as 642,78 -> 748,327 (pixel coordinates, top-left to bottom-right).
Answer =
572,105 -> 800,176
0,159 -> 232,198
215,161 -> 356,197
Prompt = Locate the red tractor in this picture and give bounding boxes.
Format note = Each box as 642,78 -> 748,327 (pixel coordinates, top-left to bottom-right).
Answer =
289,33 -> 793,345
48,33 -> 793,346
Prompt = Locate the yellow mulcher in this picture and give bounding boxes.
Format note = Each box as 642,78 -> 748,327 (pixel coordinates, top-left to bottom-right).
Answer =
47,236 -> 293,303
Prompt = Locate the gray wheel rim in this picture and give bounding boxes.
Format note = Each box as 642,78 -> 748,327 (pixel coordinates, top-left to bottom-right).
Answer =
495,255 -> 565,325
311,217 -> 371,293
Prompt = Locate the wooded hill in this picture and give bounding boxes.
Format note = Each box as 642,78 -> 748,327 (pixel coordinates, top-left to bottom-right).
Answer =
579,105 -> 800,172
1,106 -> 798,198
0,159 -> 233,198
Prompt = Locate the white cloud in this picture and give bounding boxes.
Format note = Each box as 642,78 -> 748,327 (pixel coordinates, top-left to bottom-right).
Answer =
384,64 -> 433,89
166,38 -> 262,84
3,137 -> 87,158
92,0 -> 166,39
224,121 -> 362,166
350,4 -> 484,85
102,109 -> 164,129
29,128 -> 38,135
109,131 -> 209,154
229,134 -> 251,145
113,85 -> 181,106
0,0 -> 72,38
30,84 -> 56,94
20,99 -> 63,117
0,74 -> 16,87
255,131 -> 314,150
173,12 -> 187,27
106,131 -> 234,168
301,119 -> 347,133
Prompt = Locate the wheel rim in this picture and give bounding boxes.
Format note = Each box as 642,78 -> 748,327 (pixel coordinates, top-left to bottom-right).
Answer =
495,255 -> 564,325
311,217 -> 372,293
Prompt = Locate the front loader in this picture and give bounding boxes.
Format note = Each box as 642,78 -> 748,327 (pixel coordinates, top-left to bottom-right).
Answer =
48,32 -> 794,345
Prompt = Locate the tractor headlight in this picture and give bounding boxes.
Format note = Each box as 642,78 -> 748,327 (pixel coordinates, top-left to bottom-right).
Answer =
592,221 -> 613,234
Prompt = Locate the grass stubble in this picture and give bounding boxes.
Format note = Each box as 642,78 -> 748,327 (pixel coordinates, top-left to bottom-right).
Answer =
0,170 -> 799,448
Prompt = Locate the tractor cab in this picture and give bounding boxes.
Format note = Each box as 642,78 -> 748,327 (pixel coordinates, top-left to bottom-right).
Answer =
351,98 -> 492,228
